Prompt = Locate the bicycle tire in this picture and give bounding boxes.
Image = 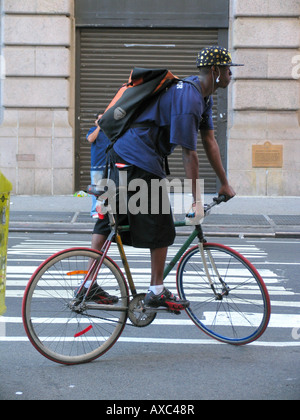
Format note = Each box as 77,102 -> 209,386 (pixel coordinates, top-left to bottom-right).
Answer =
22,248 -> 129,364
176,243 -> 271,345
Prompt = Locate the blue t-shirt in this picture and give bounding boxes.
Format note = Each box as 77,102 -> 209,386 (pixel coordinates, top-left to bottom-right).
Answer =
86,127 -> 110,170
113,75 -> 213,178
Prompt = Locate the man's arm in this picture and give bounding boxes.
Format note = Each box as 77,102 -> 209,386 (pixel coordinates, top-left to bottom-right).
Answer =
182,147 -> 204,221
87,125 -> 100,143
182,147 -> 200,202
200,129 -> 236,199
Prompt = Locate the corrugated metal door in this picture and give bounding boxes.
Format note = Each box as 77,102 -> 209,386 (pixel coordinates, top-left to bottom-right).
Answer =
76,28 -> 220,192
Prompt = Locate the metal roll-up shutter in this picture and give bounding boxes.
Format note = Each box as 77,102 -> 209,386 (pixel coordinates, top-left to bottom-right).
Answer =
77,28 -> 219,192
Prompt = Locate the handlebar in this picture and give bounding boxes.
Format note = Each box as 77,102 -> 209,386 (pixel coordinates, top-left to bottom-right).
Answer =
204,195 -> 227,215
213,194 -> 227,204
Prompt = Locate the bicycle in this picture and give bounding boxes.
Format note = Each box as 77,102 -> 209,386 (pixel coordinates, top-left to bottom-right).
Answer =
22,193 -> 271,365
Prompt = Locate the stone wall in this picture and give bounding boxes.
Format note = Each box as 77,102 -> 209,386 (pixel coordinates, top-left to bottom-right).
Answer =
0,0 -> 299,196
228,0 -> 300,195
0,0 -> 74,194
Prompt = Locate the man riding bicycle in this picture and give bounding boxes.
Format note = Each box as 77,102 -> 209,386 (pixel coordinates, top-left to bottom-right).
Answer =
77,46 -> 242,311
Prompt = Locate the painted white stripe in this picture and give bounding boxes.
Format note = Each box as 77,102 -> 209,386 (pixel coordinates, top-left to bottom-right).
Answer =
4,266 -> 291,280
2,313 -> 300,328
8,258 -> 300,266
0,336 -> 299,347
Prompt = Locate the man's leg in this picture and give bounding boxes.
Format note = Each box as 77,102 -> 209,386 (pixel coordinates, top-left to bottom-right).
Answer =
150,247 -> 168,286
91,233 -> 107,251
74,231 -> 118,303
84,232 -> 107,285
146,247 -> 190,310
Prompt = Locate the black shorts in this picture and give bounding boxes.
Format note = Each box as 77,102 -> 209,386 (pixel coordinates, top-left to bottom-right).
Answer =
93,149 -> 175,248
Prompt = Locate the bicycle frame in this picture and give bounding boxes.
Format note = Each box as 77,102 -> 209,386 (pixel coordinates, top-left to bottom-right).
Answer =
79,195 -> 223,301
72,217 -> 232,313
116,222 -> 204,294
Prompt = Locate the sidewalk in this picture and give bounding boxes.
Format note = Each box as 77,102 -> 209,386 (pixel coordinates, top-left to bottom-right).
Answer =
8,194 -> 300,238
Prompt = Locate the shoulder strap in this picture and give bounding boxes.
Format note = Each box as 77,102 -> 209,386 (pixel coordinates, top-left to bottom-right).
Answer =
181,78 -> 202,94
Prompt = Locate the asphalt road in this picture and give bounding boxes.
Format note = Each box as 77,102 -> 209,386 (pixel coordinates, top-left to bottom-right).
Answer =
1,232 -> 299,401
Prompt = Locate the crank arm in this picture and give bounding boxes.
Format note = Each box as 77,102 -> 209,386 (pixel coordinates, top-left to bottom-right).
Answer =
143,306 -> 181,315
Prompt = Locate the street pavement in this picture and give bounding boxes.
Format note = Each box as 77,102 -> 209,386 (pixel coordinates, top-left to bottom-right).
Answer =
8,194 -> 300,238
2,194 -> 300,400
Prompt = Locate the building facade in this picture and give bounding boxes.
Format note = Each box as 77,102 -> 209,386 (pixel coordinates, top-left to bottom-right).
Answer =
0,0 -> 299,196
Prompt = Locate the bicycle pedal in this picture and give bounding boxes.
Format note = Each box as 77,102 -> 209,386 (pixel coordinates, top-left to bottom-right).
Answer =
144,305 -> 169,313
172,310 -> 181,315
144,306 -> 182,316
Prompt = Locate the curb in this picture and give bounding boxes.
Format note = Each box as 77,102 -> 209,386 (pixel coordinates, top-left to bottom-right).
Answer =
8,223 -> 300,239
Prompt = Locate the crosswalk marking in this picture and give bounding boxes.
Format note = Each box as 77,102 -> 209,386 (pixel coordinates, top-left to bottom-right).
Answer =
0,335 -> 299,347
2,314 -> 300,328
3,238 -> 300,348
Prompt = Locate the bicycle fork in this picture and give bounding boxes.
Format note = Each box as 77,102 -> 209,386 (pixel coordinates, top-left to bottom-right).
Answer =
197,242 -> 230,300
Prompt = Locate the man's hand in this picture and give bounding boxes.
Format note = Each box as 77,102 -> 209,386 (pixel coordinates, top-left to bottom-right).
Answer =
95,114 -> 102,127
218,184 -> 236,202
185,200 -> 205,225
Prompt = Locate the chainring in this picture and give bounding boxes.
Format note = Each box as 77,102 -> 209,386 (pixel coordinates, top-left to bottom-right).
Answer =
128,293 -> 157,327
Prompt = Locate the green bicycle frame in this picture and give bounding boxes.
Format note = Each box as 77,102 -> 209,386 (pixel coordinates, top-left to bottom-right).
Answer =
117,222 -> 203,288
162,223 -> 201,279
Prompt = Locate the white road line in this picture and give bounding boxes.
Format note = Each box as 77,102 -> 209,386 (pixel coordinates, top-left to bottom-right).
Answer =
2,313 -> 300,328
0,336 -> 299,347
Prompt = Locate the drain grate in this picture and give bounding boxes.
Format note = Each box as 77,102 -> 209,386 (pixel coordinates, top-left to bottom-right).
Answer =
268,215 -> 300,226
203,214 -> 270,226
9,211 -> 74,223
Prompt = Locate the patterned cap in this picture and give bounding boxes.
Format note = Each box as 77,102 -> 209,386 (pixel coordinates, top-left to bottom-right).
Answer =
196,46 -> 243,67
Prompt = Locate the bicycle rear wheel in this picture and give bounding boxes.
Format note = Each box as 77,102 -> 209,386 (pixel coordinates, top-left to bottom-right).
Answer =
176,243 -> 271,345
22,248 -> 129,364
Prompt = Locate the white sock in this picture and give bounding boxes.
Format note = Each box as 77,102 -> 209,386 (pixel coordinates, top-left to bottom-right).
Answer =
148,285 -> 164,295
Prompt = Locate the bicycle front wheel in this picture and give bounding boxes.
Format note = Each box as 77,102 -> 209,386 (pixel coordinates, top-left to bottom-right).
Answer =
22,248 -> 129,364
176,243 -> 271,345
